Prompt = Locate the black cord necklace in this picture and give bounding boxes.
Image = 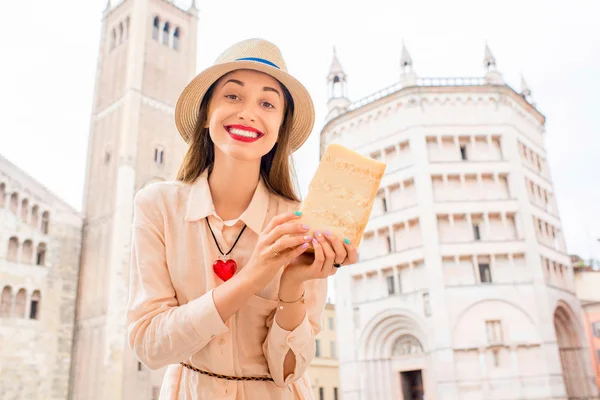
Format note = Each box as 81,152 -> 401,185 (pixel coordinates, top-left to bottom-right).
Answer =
206,217 -> 247,281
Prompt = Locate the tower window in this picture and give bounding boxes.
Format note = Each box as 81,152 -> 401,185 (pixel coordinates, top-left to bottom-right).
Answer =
333,75 -> 340,84
162,22 -> 170,45
154,148 -> 164,165
110,29 -> 116,50
460,145 -> 467,160
423,292 -> 431,316
479,263 -> 492,283
173,27 -> 180,50
104,149 -> 111,164
486,320 -> 503,344
152,17 -> 159,40
386,275 -> 395,295
473,224 -> 481,241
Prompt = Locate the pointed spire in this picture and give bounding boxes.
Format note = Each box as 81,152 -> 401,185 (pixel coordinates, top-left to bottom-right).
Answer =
399,40 -> 417,87
326,46 -> 350,121
191,0 -> 198,9
484,42 -> 496,70
400,42 -> 413,69
483,42 -> 504,85
520,75 -> 531,97
104,0 -> 111,12
328,46 -> 346,79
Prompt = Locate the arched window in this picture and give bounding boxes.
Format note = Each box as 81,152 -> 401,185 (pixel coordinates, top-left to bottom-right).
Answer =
0,286 -> 12,317
31,205 -> 39,228
392,334 -> 423,357
20,198 -> 29,222
110,28 -> 116,50
162,22 -> 170,45
0,183 -> 5,208
15,289 -> 26,318
10,192 -> 18,214
152,16 -> 160,40
104,148 -> 112,164
30,290 -> 41,320
41,211 -> 50,234
36,243 -> 47,266
22,240 -> 33,264
8,237 -> 19,262
118,22 -> 124,44
173,27 -> 180,50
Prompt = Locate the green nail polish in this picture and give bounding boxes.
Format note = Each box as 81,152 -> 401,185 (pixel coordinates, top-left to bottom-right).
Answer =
344,238 -> 351,245
294,211 -> 302,216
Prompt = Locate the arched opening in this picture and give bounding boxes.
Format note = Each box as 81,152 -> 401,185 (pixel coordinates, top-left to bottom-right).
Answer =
152,16 -> 160,40
31,205 -> 39,228
22,240 -> 33,264
36,243 -> 47,266
554,305 -> 590,398
0,183 -> 5,208
15,289 -> 26,318
173,27 -> 180,50
20,198 -> 28,221
118,22 -> 124,44
8,237 -> 19,262
392,334 -> 424,357
41,211 -> 50,234
30,290 -> 41,320
10,192 -> 18,214
162,22 -> 170,45
1,286 -> 12,317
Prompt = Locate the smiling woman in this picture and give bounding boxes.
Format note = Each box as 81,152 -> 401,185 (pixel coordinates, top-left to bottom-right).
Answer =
126,38 -> 358,400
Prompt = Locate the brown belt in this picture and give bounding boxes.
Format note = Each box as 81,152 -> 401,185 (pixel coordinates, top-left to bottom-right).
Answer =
180,362 -> 274,382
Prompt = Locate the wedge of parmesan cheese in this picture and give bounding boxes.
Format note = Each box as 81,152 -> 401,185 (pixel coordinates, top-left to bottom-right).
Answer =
299,143 -> 386,250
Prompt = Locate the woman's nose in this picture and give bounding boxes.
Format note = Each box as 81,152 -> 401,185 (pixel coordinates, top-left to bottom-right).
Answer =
237,106 -> 256,122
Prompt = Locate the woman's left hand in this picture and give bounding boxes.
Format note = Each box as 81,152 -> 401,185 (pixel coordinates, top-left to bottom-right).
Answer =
282,230 -> 358,285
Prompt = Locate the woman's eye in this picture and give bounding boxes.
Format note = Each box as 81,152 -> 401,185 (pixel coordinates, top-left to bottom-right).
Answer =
225,94 -> 239,100
262,101 -> 275,109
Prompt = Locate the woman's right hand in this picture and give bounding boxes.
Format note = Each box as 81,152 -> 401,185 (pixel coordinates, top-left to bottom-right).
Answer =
242,211 -> 312,292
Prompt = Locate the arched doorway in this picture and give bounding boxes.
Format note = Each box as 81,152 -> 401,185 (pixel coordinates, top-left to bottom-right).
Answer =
554,305 -> 590,398
393,335 -> 425,400
359,310 -> 429,400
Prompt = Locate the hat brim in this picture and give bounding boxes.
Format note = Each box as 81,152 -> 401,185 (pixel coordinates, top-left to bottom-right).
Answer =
175,60 -> 315,153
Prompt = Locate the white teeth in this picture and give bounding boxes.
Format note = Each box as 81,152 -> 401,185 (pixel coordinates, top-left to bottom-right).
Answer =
229,127 -> 259,138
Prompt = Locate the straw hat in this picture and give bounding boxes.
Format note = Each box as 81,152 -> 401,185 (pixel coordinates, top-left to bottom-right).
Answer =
175,38 -> 315,152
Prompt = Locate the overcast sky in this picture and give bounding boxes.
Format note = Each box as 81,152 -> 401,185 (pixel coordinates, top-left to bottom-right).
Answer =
0,0 -> 598,259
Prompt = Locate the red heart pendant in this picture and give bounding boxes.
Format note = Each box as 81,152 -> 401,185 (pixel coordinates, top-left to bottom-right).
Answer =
213,259 -> 237,282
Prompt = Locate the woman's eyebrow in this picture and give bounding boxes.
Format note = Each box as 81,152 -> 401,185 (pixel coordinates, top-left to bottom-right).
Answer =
223,79 -> 281,98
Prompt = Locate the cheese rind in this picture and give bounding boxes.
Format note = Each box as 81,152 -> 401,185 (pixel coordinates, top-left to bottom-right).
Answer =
299,143 -> 386,250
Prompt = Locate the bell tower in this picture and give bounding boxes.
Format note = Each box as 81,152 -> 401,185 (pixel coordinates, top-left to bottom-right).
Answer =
326,47 -> 350,121
70,1 -> 198,399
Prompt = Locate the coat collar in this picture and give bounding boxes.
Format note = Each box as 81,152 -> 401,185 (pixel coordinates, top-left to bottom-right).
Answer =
184,169 -> 269,234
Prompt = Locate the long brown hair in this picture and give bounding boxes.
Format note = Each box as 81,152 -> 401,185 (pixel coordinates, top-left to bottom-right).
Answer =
175,73 -> 300,202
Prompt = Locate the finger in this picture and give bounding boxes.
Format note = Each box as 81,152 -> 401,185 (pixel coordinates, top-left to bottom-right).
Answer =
273,234 -> 312,254
264,221 -> 310,245
311,238 -> 325,269
262,211 -> 302,236
281,241 -> 311,265
321,231 -> 347,264
314,232 -> 335,275
342,242 -> 359,266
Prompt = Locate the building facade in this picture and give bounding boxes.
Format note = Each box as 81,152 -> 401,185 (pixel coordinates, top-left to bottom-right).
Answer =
0,154 -> 83,399
308,302 -> 341,400
327,45 -> 600,399
572,256 -> 600,390
69,1 -> 198,399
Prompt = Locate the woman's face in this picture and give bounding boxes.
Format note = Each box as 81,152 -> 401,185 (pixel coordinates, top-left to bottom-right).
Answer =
206,69 -> 286,163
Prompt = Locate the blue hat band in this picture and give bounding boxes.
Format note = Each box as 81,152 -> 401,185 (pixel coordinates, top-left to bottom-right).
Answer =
235,57 -> 280,70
